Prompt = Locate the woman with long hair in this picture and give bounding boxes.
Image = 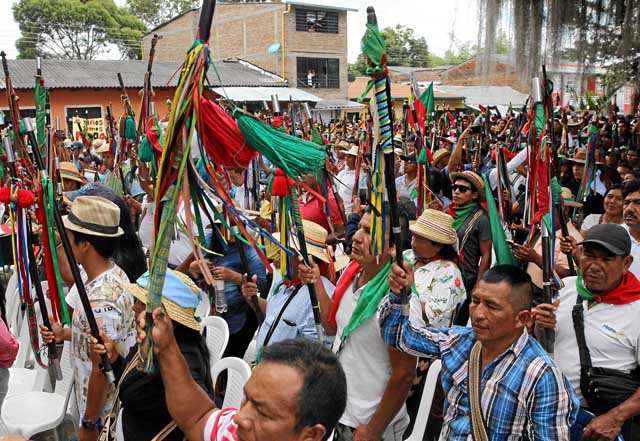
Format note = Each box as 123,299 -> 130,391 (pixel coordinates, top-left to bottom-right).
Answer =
580,184 -> 624,236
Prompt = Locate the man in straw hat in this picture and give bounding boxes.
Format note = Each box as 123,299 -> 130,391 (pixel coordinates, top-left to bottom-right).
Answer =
243,220 -> 347,352
302,206 -> 420,441
380,264 -> 578,440
88,269 -> 214,441
446,170 -> 492,324
44,196 -> 136,438
335,144 -> 362,217
59,161 -> 88,192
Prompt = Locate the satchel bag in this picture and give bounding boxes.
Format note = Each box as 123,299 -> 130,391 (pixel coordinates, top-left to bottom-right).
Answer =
571,295 -> 640,415
469,342 -> 490,441
98,351 -> 183,441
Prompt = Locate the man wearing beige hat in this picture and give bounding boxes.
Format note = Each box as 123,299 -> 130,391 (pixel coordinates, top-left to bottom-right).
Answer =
336,145 -> 361,217
59,161 -> 87,192
55,196 -> 136,437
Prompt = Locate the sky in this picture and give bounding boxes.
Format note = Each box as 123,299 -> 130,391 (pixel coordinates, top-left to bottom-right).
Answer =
0,0 -> 480,62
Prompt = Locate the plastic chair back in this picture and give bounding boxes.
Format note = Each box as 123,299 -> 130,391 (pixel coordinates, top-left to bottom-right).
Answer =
405,359 -> 442,441
211,357 -> 251,409
201,316 -> 229,368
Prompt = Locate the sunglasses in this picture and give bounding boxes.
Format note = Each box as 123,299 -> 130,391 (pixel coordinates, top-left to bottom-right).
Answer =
452,184 -> 473,193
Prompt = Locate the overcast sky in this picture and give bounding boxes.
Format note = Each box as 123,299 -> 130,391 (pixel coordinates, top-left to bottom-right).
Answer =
0,0 -> 480,62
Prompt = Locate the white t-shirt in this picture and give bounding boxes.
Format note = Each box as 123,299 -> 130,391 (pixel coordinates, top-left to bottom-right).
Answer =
138,195 -> 155,251
553,276 -> 640,404
332,276 -> 421,428
336,169 -> 356,216
623,224 -> 640,279
69,264 -> 137,419
169,200 -> 213,267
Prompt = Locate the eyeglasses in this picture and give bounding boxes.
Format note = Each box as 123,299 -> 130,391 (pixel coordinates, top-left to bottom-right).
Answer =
452,184 -> 472,193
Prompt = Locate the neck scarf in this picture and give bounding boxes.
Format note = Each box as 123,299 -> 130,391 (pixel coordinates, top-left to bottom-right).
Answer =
446,202 -> 479,230
327,260 -> 392,340
576,270 -> 640,304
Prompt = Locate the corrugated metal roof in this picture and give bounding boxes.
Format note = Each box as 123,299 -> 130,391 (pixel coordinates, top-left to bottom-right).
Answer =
0,58 -> 287,90
211,86 -> 322,102
284,1 -> 358,12
314,99 -> 365,110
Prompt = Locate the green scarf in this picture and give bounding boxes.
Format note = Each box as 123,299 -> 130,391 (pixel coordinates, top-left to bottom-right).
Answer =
576,269 -> 593,301
341,260 -> 392,341
450,202 -> 479,230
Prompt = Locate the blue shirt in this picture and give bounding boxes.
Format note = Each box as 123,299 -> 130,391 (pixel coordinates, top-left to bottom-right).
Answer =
207,241 -> 267,334
256,277 -> 335,351
379,293 -> 578,441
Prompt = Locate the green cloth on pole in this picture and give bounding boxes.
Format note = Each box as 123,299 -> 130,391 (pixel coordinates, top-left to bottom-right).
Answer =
482,174 -> 516,265
418,82 -> 435,122
358,22 -> 387,101
35,77 -> 46,154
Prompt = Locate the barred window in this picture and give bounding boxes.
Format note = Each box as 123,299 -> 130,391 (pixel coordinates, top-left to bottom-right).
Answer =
297,58 -> 340,89
295,9 -> 339,34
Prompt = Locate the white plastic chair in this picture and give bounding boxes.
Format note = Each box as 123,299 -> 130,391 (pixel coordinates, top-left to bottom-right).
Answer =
405,359 -> 443,441
211,357 -> 251,409
201,316 -> 229,368
4,273 -> 20,334
1,341 -> 74,439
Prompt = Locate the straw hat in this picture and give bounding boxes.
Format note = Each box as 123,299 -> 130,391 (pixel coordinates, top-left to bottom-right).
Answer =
344,145 -> 359,157
336,140 -> 351,151
567,117 -> 583,127
92,139 -> 106,150
95,142 -> 110,154
128,270 -> 202,331
570,148 -> 604,165
562,187 -> 583,208
274,219 -> 349,272
432,149 -> 451,166
59,161 -> 87,184
410,209 -> 458,246
449,170 -> 485,200
62,195 -> 124,238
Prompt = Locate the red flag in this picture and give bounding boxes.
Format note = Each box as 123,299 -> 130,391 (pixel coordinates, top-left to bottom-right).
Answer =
408,89 -> 426,135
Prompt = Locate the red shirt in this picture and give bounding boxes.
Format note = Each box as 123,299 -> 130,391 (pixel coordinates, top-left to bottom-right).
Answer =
300,190 -> 344,233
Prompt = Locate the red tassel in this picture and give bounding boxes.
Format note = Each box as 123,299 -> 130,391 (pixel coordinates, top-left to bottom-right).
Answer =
17,189 -> 36,207
271,168 -> 294,196
272,116 -> 284,130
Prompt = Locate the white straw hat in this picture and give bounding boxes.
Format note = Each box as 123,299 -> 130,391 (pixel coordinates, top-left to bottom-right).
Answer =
410,209 -> 458,245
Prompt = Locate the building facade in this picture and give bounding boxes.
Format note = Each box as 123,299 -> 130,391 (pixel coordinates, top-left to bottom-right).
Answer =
142,1 -> 355,101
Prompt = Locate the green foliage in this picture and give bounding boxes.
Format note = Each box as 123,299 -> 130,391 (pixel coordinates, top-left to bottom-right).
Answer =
495,29 -> 510,55
430,40 -> 477,67
126,0 -> 200,29
350,24 -> 430,76
13,0 -> 147,60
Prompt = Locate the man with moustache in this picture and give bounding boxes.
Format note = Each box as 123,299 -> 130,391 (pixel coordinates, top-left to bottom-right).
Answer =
535,224 -> 640,441
623,179 -> 640,278
380,264 -> 577,440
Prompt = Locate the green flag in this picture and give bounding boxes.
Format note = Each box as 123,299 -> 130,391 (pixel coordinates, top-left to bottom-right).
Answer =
35,76 -> 46,154
358,22 -> 387,101
482,174 -> 517,265
418,82 -> 435,121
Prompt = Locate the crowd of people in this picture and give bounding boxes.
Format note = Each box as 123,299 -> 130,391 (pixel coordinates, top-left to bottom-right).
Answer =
1,101 -> 640,441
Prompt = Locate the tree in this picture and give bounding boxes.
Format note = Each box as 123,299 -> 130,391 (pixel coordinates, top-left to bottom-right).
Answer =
13,0 -> 147,60
349,24 -> 430,76
126,0 -> 200,29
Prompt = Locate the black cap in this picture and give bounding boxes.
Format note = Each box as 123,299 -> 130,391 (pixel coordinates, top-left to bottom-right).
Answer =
400,154 -> 417,163
579,224 -> 631,256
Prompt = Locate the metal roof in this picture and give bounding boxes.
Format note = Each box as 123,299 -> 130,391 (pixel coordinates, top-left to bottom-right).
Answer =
0,58 -> 287,90
435,86 -> 527,107
283,1 -> 358,12
314,99 -> 365,111
211,86 -> 322,102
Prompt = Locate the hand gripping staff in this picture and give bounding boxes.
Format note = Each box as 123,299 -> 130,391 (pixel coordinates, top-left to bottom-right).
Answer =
363,6 -> 410,315
22,118 -> 116,384
3,135 -> 62,381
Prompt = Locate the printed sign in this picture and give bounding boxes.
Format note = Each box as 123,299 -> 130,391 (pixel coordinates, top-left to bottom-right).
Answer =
72,116 -> 106,141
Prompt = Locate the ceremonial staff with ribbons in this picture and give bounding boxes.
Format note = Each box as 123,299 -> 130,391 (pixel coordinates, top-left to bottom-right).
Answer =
362,6 -> 409,314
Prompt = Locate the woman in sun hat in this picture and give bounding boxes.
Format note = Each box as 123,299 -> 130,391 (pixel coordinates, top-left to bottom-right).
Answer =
89,269 -> 213,441
59,161 -> 88,191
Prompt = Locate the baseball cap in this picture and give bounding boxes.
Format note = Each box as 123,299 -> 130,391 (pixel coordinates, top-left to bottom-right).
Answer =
579,224 -> 631,256
71,141 -> 84,150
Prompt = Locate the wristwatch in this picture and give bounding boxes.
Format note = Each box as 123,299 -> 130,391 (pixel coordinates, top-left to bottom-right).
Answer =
81,417 -> 103,431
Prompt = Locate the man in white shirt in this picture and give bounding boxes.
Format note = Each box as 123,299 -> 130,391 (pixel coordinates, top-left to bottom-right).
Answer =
335,145 -> 360,217
535,224 -> 640,441
623,179 -> 640,278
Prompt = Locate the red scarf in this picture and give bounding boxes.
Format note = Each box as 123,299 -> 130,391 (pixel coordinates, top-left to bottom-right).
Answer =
327,261 -> 362,329
590,272 -> 640,305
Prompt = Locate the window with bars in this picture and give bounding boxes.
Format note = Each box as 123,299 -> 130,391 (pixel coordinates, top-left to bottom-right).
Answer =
65,106 -> 102,120
295,9 -> 339,34
297,57 -> 340,89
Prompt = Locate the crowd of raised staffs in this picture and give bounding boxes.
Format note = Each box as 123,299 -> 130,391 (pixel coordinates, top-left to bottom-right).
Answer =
1,103 -> 640,441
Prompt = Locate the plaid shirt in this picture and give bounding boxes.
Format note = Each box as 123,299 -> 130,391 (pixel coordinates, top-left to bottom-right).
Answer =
379,293 -> 578,441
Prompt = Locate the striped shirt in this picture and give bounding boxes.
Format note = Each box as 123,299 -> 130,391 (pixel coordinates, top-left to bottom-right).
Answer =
379,294 -> 578,441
